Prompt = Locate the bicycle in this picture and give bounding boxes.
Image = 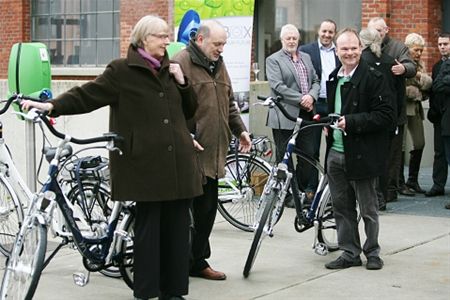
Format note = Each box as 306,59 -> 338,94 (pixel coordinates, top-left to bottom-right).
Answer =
217,135 -> 273,232
0,95 -> 37,256
0,95 -> 115,260
0,101 -> 135,300
243,95 -> 345,278
218,133 -> 331,233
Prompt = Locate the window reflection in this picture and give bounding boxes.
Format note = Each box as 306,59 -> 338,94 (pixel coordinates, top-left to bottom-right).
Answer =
31,0 -> 120,68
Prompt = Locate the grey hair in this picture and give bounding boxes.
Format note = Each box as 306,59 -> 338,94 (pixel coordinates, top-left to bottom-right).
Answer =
280,24 -> 300,39
130,15 -> 169,48
359,28 -> 382,58
367,17 -> 387,28
405,33 -> 425,48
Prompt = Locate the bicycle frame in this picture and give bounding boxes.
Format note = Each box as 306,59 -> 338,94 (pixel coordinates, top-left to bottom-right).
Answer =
0,135 -> 34,209
37,135 -> 131,268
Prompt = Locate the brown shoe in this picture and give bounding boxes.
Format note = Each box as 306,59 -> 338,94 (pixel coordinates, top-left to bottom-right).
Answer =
190,267 -> 226,280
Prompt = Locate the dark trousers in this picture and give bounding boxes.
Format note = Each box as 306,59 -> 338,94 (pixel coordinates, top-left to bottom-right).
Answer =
327,149 -> 380,260
134,199 -> 191,299
272,127 -> 318,192
431,124 -> 449,190
387,125 -> 404,193
190,177 -> 218,273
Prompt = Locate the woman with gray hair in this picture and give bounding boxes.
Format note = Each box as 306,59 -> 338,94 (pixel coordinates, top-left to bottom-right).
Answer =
403,33 -> 432,193
360,27 -> 402,210
22,15 -> 202,300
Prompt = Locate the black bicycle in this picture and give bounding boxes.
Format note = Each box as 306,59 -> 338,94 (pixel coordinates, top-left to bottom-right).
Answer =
243,95 -> 346,278
0,98 -> 134,300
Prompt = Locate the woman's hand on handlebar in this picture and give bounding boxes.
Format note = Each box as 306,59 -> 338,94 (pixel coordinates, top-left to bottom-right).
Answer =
21,100 -> 54,113
239,131 -> 252,153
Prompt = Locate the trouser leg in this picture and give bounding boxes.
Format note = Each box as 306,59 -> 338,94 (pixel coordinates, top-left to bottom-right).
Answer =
190,177 -> 219,273
295,126 -> 319,192
350,177 -> 380,258
160,199 -> 191,296
431,125 -> 448,190
326,150 -> 361,260
272,129 -> 293,163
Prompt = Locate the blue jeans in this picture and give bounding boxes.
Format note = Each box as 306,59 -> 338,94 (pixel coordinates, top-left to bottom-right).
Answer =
326,149 -> 381,260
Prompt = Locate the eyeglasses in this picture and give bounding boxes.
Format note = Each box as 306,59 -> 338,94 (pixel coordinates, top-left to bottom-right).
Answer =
149,33 -> 170,40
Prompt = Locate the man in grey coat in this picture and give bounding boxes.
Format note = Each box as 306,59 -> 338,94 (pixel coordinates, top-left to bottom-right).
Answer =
266,23 -> 320,201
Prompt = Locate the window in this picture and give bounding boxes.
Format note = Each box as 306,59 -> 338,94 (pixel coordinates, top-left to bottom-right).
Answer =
31,0 -> 120,68
255,0 -> 362,79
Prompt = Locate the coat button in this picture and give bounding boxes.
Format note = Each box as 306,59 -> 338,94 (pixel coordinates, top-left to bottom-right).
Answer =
168,145 -> 173,151
159,92 -> 164,98
163,119 -> 169,124
357,154 -> 362,159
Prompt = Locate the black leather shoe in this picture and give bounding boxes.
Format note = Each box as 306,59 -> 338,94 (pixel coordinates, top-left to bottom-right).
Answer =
425,189 -> 445,197
159,296 -> 186,300
366,256 -> 384,270
325,256 -> 362,269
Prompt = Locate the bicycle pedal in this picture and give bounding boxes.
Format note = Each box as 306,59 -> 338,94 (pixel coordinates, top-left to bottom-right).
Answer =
314,243 -> 328,256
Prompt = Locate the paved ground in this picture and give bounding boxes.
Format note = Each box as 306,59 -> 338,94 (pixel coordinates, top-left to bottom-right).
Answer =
1,168 -> 449,300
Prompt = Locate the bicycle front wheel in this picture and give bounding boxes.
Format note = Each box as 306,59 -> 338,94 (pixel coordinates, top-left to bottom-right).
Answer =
316,185 -> 338,251
243,189 -> 278,278
0,216 -> 47,300
0,175 -> 24,257
218,154 -> 271,232
119,213 -> 134,290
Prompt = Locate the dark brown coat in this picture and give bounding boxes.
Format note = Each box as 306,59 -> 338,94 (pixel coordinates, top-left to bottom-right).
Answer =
50,46 -> 203,202
173,43 -> 247,179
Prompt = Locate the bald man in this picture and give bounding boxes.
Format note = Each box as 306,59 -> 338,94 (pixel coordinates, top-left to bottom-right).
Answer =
173,20 -> 251,281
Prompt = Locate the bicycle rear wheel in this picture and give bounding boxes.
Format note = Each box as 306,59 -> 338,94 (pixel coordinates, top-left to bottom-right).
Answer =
316,185 -> 338,251
67,182 -> 120,278
243,189 -> 278,278
119,213 -> 134,289
218,154 -> 271,232
67,182 -> 112,222
0,216 -> 47,300
0,175 -> 24,256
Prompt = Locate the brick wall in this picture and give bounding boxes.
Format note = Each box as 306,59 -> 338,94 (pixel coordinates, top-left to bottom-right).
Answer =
0,0 -> 445,79
119,0 -> 172,58
0,0 -> 30,78
362,0 -> 442,72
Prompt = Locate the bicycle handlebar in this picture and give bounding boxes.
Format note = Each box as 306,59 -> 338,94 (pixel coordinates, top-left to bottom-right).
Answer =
256,95 -> 340,126
0,93 -> 42,115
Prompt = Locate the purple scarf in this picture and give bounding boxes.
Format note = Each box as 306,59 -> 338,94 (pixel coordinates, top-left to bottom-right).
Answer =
137,47 -> 162,70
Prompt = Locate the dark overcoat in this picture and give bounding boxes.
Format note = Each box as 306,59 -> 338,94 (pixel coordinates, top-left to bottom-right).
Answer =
50,45 -> 203,202
326,61 -> 395,180
172,42 -> 247,179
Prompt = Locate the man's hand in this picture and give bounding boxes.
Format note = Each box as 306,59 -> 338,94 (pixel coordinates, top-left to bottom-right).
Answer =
238,131 -> 252,153
193,139 -> 204,151
391,59 -> 406,75
300,94 -> 314,112
337,116 -> 346,130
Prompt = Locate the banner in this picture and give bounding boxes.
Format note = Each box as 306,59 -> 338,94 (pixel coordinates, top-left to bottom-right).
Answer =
173,0 -> 255,119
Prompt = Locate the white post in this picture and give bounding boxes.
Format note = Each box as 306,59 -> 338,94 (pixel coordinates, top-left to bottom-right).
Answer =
25,121 -> 36,192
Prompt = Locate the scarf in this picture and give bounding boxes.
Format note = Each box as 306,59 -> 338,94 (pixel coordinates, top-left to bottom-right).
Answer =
137,47 -> 161,70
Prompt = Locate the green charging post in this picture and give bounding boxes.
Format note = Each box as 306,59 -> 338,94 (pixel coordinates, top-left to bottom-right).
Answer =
7,42 -> 52,192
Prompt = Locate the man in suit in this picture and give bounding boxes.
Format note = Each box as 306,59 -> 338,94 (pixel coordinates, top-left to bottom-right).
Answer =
266,24 -> 320,200
299,19 -> 340,198
427,32 -> 450,198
